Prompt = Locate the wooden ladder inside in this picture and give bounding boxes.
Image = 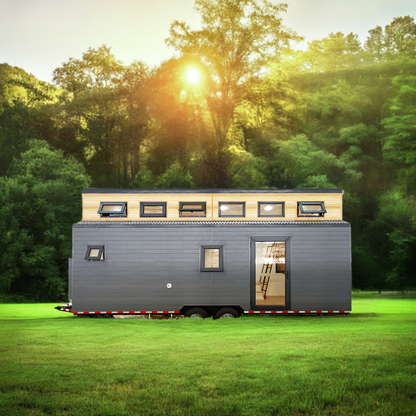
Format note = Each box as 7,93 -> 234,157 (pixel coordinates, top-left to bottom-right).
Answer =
256,248 -> 274,300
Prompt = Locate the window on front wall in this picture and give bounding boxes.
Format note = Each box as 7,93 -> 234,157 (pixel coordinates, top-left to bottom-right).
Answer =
85,245 -> 105,261
97,202 -> 127,217
201,245 -> 224,272
258,202 -> 285,217
140,202 -> 167,217
297,201 -> 326,217
218,202 -> 245,217
179,202 -> 206,217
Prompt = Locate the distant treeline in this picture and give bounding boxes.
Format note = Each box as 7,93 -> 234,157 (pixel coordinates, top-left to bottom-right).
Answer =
0,0 -> 415,300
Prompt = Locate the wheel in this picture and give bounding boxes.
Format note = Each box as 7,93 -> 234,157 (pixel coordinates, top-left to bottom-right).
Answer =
185,307 -> 209,319
214,307 -> 240,320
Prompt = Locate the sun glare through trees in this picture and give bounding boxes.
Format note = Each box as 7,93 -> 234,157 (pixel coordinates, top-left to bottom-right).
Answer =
186,67 -> 201,84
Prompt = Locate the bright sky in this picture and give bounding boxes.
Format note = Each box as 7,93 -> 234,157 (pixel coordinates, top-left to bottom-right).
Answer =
1,0 -> 415,83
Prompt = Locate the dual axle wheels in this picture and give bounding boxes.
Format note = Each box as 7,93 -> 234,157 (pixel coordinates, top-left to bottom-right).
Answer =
185,307 -> 240,320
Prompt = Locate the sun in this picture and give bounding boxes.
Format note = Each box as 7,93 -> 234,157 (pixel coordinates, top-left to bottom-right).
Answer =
186,68 -> 201,84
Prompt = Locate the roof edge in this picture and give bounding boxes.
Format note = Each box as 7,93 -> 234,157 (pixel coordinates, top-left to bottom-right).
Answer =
82,188 -> 344,194
74,220 -> 350,227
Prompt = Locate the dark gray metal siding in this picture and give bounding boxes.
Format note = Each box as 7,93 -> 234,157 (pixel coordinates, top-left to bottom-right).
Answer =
68,258 -> 73,302
71,223 -> 351,312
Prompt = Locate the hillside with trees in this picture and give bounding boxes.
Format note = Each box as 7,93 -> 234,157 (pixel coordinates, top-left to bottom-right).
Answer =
0,0 -> 415,300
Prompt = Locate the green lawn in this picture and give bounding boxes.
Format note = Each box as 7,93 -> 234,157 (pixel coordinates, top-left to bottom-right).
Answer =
1,294 -> 415,416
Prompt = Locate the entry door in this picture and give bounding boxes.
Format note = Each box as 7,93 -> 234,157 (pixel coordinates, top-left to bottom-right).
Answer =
251,238 -> 290,310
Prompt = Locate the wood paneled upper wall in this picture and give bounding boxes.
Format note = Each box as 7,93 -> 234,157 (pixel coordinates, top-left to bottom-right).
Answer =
82,190 -> 343,221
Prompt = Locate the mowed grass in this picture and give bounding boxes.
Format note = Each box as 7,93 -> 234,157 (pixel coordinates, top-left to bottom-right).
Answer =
1,294 -> 415,416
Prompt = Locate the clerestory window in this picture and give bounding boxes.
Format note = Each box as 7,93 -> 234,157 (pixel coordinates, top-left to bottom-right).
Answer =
140,202 -> 167,217
218,202 -> 245,217
297,202 -> 326,217
97,202 -> 127,218
179,202 -> 206,217
258,202 -> 285,217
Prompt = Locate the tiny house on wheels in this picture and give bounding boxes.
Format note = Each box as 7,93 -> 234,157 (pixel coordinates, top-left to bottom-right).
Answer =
57,189 -> 351,319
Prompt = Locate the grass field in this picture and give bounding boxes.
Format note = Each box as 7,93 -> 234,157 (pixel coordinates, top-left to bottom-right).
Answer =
1,293 -> 415,416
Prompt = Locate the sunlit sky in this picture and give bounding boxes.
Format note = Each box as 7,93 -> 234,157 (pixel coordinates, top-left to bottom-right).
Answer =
1,0 -> 415,83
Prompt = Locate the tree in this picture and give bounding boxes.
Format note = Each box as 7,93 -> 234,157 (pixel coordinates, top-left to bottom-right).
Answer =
52,45 -> 124,94
144,59 -> 202,181
166,0 -> 301,186
302,32 -> 363,72
384,16 -> 416,58
52,46 -> 150,186
115,61 -> 151,185
364,26 -> 385,62
0,64 -> 60,175
364,16 -> 416,61
361,191 -> 416,292
0,140 -> 90,301
382,74 -> 416,193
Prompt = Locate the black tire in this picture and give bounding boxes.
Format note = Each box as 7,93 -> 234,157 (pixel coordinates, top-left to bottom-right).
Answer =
214,307 -> 240,320
185,307 -> 209,319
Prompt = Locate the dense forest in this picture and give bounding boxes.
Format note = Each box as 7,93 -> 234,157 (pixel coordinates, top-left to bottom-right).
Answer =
1,0 -> 415,301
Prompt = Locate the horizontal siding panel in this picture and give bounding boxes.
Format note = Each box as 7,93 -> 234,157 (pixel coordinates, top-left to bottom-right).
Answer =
294,256 -> 350,261
294,267 -> 350,273
292,280 -> 350,285
73,287 -> 212,294
78,255 -> 200,262
293,249 -> 351,255
74,234 -> 213,241
72,274 -> 208,281
76,261 -> 200,267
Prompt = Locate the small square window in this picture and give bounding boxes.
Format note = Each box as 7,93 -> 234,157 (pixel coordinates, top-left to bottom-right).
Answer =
219,202 -> 245,217
85,245 -> 105,261
258,202 -> 285,217
298,202 -> 326,217
201,245 -> 224,272
98,202 -> 127,217
179,202 -> 206,217
140,202 -> 167,217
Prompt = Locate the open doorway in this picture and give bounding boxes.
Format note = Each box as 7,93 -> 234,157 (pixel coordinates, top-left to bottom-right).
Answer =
254,241 -> 287,307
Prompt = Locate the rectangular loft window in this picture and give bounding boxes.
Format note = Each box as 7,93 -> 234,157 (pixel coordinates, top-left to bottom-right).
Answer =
97,202 -> 127,217
140,202 -> 167,217
219,202 -> 245,217
200,245 -> 224,272
179,202 -> 206,217
258,202 -> 285,217
85,245 -> 105,261
298,201 -> 327,217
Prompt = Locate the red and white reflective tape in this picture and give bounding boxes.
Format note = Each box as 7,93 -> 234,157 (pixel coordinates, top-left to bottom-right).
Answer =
244,310 -> 350,314
71,309 -> 350,315
73,310 -> 181,315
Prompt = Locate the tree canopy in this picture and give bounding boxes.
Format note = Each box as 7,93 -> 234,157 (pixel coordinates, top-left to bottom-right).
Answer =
0,140 -> 90,300
0,4 -> 415,299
